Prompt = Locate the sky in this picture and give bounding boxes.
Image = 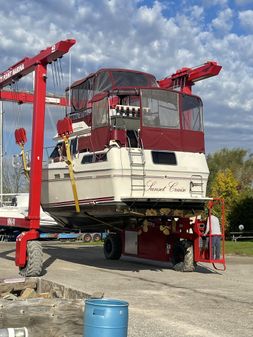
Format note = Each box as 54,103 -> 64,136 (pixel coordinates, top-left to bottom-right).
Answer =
1,0 -> 253,157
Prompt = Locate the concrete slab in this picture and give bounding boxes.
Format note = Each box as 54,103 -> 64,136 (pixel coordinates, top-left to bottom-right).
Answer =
1,242 -> 253,337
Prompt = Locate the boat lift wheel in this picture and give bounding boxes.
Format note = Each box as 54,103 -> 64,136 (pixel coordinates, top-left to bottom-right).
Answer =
104,233 -> 122,260
19,241 -> 43,277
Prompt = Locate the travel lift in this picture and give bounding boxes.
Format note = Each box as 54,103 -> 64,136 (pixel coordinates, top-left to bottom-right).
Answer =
0,46 -> 225,275
0,39 -> 76,276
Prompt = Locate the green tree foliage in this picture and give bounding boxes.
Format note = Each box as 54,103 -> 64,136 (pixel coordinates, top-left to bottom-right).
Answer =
207,148 -> 253,233
210,169 -> 239,232
210,169 -> 239,203
207,148 -> 253,194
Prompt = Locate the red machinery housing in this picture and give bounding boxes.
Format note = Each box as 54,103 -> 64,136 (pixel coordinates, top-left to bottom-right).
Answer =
118,198 -> 225,271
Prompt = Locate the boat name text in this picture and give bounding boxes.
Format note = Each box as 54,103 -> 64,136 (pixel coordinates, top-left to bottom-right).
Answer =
146,180 -> 186,193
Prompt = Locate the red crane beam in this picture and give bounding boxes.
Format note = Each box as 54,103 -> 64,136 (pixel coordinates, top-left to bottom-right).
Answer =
158,61 -> 222,94
0,39 -> 75,269
0,39 -> 75,88
0,90 -> 68,106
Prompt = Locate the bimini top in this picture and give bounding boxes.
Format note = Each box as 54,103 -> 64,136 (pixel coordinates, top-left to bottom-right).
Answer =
68,68 -> 158,93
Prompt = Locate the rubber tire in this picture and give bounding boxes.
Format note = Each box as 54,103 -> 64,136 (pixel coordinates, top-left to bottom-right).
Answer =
19,241 -> 43,277
173,240 -> 195,272
82,233 -> 92,243
93,233 -> 101,242
104,234 -> 122,260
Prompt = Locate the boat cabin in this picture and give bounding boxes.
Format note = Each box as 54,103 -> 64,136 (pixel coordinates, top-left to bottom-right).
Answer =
52,68 -> 204,158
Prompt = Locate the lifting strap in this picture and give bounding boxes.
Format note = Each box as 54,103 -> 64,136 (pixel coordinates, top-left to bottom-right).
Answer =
62,134 -> 80,213
14,128 -> 29,179
19,143 -> 30,179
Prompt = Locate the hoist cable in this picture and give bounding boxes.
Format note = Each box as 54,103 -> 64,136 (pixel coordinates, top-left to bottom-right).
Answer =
59,58 -> 64,84
51,63 -> 56,93
55,59 -> 61,88
67,52 -> 72,115
53,61 -> 59,87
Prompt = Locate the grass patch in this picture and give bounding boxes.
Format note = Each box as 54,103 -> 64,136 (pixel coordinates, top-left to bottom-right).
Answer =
225,241 -> 253,256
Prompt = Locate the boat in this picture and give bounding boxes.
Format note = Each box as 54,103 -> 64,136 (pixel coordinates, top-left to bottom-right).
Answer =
0,193 -> 60,231
40,65 -> 219,232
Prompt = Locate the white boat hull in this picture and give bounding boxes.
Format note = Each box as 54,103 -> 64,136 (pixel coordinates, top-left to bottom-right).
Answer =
41,147 -> 209,230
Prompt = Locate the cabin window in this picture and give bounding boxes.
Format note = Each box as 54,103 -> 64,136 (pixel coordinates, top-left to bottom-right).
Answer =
81,153 -> 107,164
49,142 -> 65,159
70,138 -> 78,155
182,95 -> 203,131
94,71 -> 112,92
92,97 -> 109,128
49,138 -> 78,159
111,71 -> 157,88
151,151 -> 177,165
70,78 -> 93,112
50,143 -> 62,159
141,89 -> 179,129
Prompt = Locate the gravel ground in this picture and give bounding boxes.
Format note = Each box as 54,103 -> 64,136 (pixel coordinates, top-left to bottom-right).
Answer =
0,242 -> 252,337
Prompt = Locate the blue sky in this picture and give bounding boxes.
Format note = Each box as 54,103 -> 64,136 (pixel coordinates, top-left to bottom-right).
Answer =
1,0 -> 253,156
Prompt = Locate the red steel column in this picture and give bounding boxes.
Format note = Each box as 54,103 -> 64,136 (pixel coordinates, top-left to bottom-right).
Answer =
26,63 -> 47,229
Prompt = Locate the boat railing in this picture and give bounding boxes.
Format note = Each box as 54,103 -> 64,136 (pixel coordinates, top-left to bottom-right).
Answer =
12,146 -> 56,170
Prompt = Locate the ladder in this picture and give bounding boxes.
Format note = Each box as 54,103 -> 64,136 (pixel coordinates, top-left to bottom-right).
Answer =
190,174 -> 204,196
127,134 -> 145,195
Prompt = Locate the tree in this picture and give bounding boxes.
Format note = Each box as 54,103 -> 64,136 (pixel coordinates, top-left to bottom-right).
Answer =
2,156 -> 29,194
206,148 -> 253,234
207,148 -> 253,194
229,196 -> 253,232
210,169 -> 239,233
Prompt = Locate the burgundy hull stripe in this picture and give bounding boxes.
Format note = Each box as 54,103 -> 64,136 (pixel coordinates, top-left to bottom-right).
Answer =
0,217 -> 30,228
44,196 -> 114,208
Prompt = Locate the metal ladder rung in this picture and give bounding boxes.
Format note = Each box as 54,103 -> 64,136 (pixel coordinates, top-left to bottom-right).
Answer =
127,135 -> 145,195
132,185 -> 145,190
129,151 -> 143,155
130,163 -> 145,167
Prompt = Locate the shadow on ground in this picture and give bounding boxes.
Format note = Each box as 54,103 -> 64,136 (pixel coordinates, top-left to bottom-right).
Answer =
41,243 -> 218,276
0,243 -> 218,276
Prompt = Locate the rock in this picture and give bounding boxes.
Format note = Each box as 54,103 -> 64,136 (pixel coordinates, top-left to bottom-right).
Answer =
90,291 -> 104,299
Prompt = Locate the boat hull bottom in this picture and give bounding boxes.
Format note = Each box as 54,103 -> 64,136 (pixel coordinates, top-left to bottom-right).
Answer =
42,199 -> 206,232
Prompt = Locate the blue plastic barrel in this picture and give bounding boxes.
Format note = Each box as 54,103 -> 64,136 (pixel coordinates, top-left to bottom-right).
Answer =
83,298 -> 129,337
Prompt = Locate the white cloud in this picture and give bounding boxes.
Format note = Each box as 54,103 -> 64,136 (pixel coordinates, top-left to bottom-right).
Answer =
211,8 -> 234,32
190,5 -> 204,19
239,10 -> 253,30
0,0 -> 253,154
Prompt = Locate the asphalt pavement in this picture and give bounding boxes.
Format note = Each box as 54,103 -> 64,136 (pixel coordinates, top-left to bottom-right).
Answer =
0,242 -> 252,337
